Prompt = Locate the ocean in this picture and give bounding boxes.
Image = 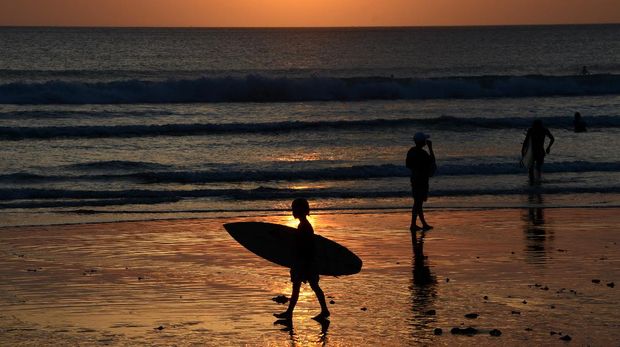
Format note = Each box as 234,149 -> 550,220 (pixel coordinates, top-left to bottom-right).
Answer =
1,25 -> 620,226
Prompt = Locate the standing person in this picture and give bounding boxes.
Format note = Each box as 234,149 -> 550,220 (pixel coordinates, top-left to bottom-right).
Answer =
521,119 -> 555,183
406,132 -> 436,232
274,198 -> 330,320
573,112 -> 587,132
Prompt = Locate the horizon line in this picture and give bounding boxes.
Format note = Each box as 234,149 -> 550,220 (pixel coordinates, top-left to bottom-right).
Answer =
1,22 -> 619,30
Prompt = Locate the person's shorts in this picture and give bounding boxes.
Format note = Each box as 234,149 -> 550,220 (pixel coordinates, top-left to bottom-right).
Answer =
290,263 -> 319,283
411,181 -> 429,201
533,152 -> 545,167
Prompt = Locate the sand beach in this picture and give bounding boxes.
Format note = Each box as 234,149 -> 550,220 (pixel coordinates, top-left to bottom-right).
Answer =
1,207 -> 618,346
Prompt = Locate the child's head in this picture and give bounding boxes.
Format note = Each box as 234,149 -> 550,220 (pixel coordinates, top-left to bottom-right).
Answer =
292,198 -> 310,219
532,119 -> 543,128
413,132 -> 430,147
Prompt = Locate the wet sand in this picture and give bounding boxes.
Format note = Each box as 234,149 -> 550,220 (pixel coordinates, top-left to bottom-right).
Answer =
0,207 -> 619,346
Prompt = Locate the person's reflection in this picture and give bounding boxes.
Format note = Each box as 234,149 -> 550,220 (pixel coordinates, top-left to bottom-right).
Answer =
273,317 -> 329,345
274,318 -> 295,343
523,192 -> 553,264
409,231 -> 437,339
316,318 -> 330,345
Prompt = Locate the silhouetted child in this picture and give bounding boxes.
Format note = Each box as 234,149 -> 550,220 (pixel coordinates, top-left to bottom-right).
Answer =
406,132 -> 436,232
573,111 -> 587,132
275,198 -> 330,320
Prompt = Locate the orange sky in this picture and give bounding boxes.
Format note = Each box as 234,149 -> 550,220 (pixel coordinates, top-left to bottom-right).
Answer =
0,0 -> 619,27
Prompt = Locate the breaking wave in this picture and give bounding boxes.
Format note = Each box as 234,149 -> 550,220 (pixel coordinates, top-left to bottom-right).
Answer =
1,74 -> 620,105
2,115 -> 620,140
2,161 -> 619,184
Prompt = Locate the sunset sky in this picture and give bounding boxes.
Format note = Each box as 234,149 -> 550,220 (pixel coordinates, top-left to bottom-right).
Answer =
0,0 -> 619,27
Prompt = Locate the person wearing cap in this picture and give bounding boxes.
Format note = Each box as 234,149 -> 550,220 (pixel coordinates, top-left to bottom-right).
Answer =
406,132 -> 436,232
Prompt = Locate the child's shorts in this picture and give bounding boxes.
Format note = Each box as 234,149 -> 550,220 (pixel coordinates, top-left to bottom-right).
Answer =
290,264 -> 319,283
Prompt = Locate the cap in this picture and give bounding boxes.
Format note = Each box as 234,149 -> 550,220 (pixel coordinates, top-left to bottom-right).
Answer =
413,132 -> 430,142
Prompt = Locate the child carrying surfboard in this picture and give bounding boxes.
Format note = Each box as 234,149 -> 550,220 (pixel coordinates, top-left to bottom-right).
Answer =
274,198 -> 330,320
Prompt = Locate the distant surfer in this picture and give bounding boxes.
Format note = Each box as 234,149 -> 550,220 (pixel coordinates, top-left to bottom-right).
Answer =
581,66 -> 589,75
521,120 -> 555,183
573,112 -> 587,132
275,198 -> 330,320
406,132 -> 436,232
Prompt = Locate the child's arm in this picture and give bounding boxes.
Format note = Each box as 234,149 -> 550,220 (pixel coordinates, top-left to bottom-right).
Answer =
427,140 -> 437,177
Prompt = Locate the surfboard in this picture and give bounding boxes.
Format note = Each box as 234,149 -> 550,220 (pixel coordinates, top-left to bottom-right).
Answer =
224,222 -> 362,276
522,137 -> 534,169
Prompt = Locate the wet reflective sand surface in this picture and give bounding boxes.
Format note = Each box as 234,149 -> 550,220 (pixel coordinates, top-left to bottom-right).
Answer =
1,208 -> 619,346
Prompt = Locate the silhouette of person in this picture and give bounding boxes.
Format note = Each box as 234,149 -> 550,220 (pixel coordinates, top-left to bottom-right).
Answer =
274,198 -> 330,320
521,120 -> 554,183
406,132 -> 436,232
573,112 -> 587,133
581,66 -> 589,75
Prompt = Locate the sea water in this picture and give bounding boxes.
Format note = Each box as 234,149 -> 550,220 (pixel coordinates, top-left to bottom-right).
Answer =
1,25 -> 620,226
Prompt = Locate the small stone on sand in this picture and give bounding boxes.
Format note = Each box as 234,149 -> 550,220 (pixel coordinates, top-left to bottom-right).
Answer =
329,300 -> 335,304
272,295 -> 289,304
425,309 -> 436,315
592,279 -> 600,284
451,327 -> 478,335
433,328 -> 443,335
483,295 -> 488,300
560,335 -> 572,341
361,307 -> 367,311
607,282 -> 615,288
490,329 -> 502,336
511,310 -> 520,315
155,326 -> 164,330
464,313 -> 478,319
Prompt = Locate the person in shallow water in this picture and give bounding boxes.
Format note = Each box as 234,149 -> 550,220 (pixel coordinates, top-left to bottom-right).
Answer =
522,119 -> 555,183
406,132 -> 436,232
573,111 -> 587,133
274,198 -> 330,320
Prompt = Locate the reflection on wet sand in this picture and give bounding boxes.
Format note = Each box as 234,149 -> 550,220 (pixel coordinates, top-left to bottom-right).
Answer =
523,193 -> 554,264
274,317 -> 330,345
409,231 -> 437,341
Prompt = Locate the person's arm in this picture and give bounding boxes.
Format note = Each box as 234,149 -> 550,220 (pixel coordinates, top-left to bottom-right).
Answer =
427,140 -> 437,177
546,129 -> 555,154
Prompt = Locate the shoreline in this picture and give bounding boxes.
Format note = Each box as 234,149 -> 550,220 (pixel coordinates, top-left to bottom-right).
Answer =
3,192 -> 620,228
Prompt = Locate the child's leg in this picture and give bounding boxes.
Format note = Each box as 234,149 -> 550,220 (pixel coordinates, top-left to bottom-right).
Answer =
416,200 -> 432,229
287,281 -> 302,313
275,281 -> 301,318
309,279 -> 330,318
535,158 -> 544,181
411,197 -> 420,230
